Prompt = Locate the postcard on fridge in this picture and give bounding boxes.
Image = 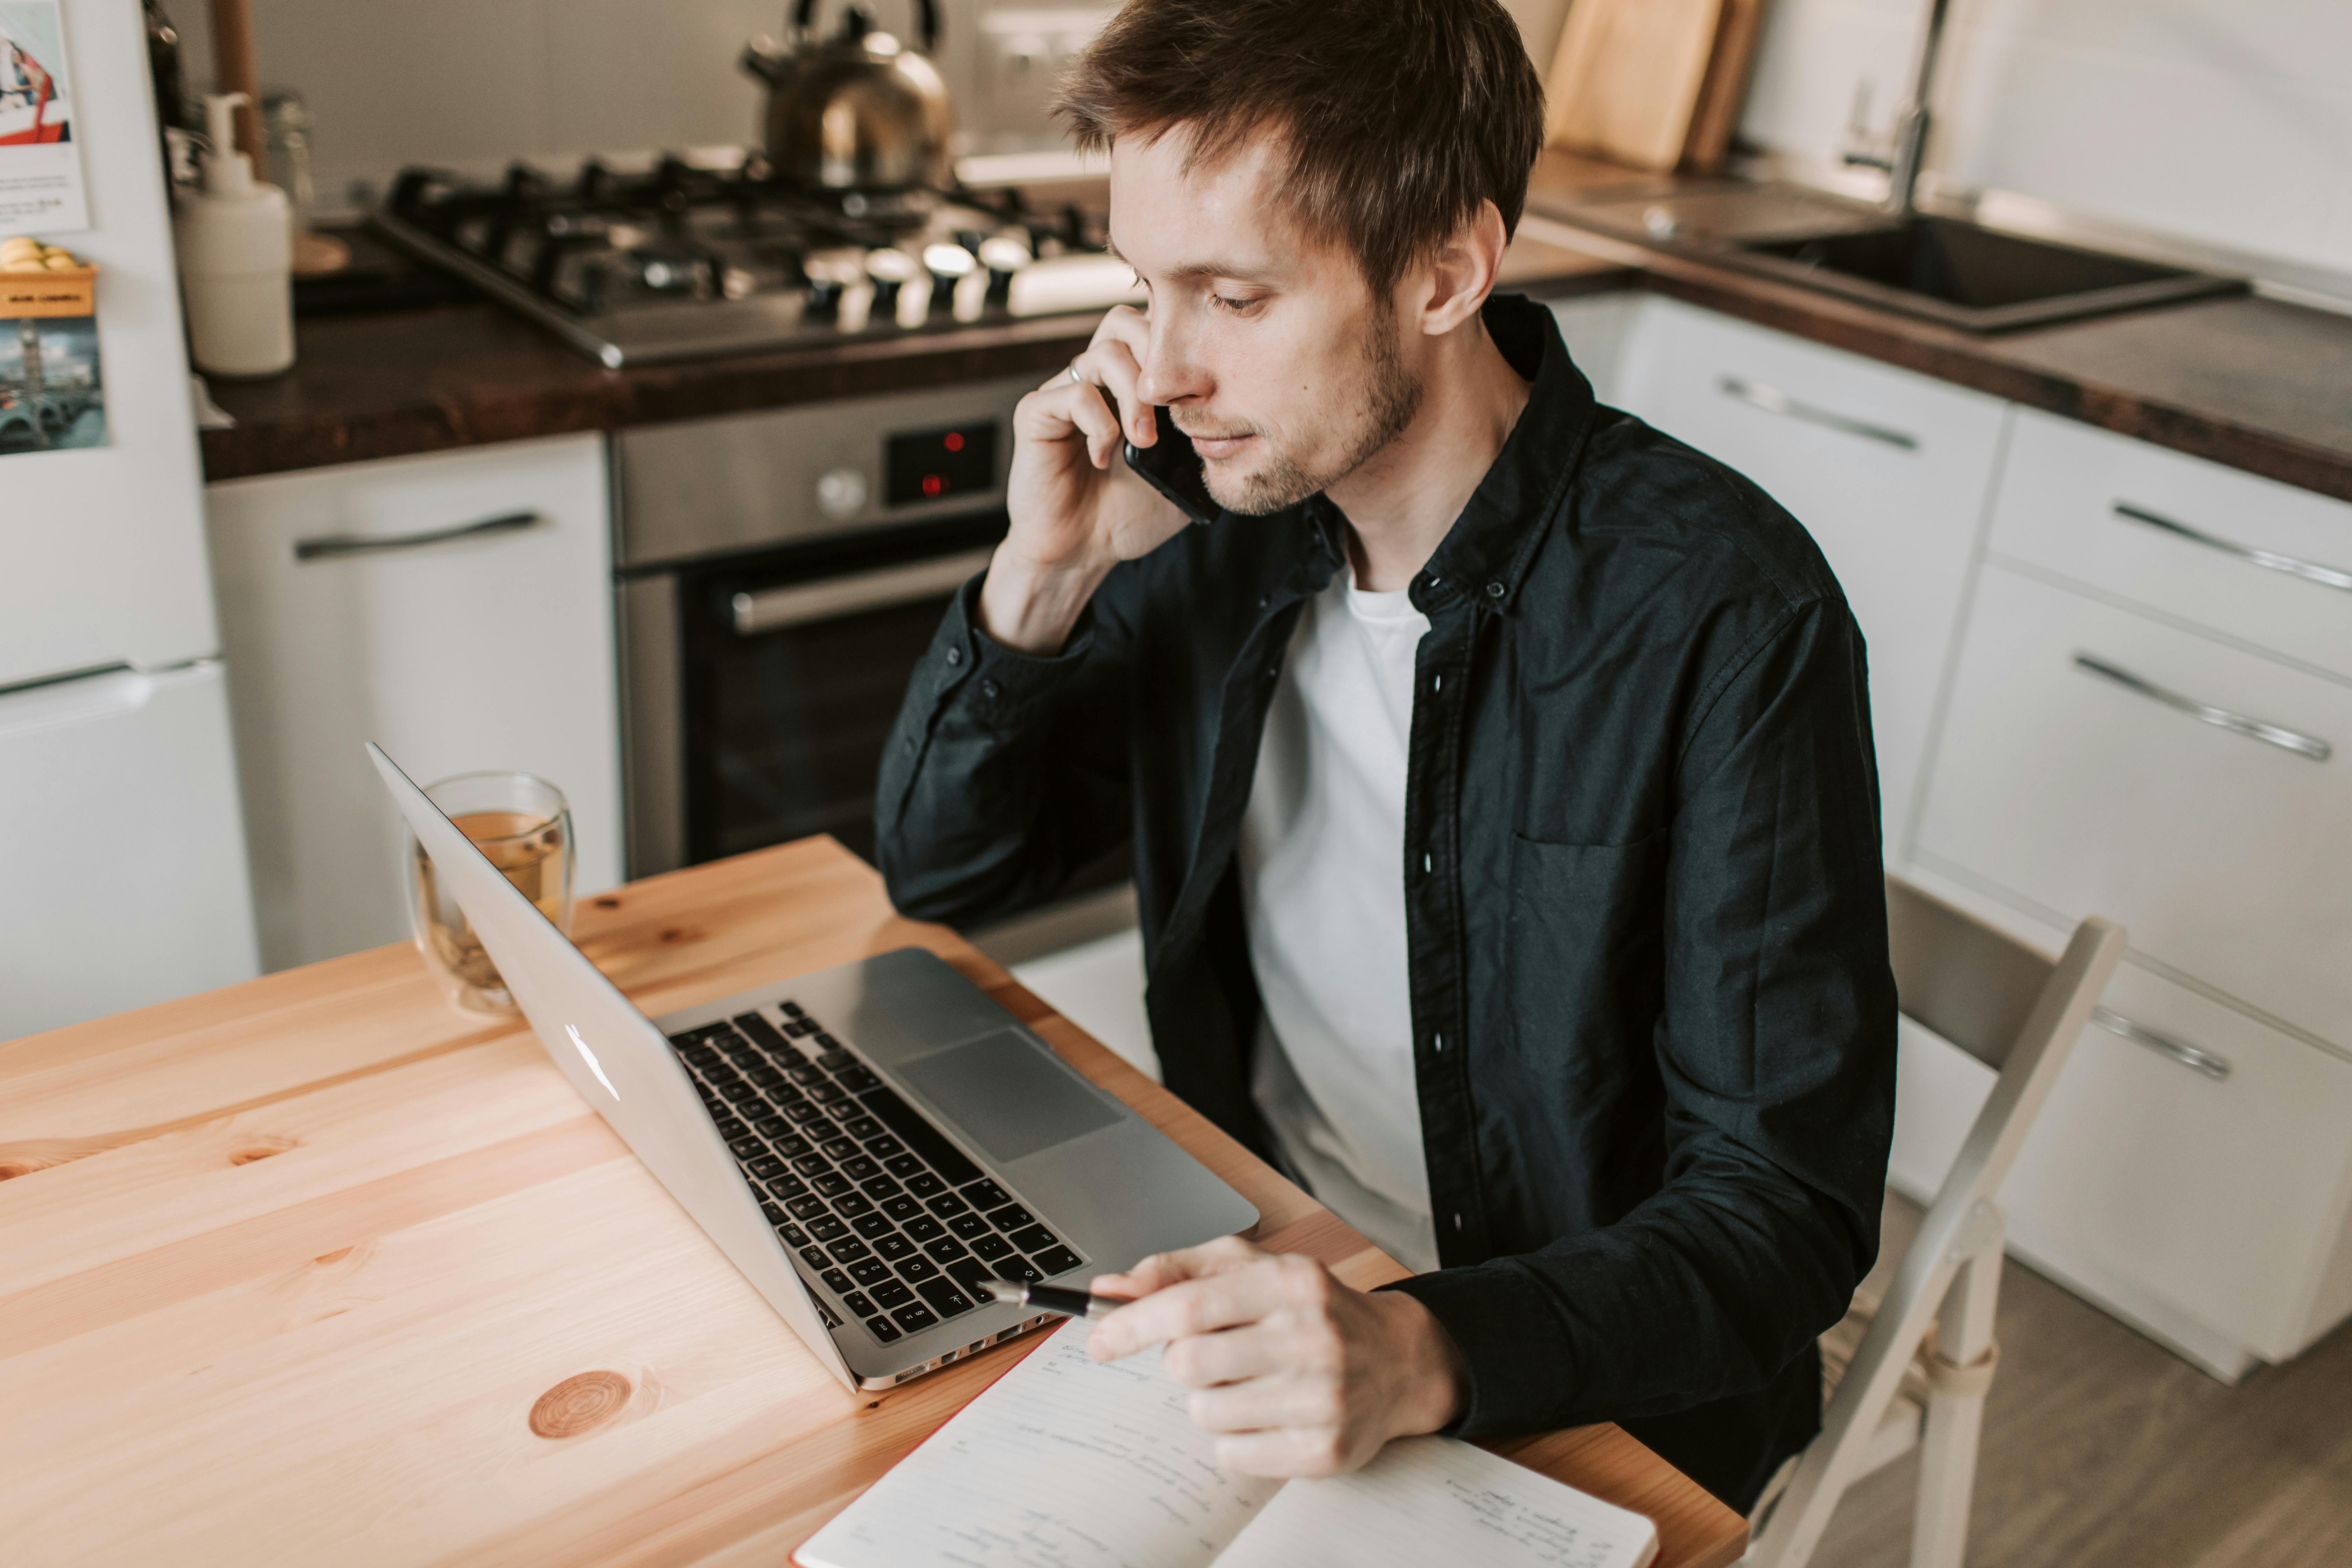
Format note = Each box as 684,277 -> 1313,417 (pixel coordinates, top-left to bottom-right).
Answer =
0,1 -> 91,237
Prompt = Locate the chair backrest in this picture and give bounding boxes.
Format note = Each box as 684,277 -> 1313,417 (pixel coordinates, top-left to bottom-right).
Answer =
1886,877 -> 2058,1072
1886,876 -> 2126,1213
1746,880 -> 2128,1567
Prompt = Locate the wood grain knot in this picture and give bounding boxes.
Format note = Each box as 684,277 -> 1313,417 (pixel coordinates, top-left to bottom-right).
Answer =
529,1370 -> 632,1439
593,896 -> 621,910
229,1137 -> 297,1166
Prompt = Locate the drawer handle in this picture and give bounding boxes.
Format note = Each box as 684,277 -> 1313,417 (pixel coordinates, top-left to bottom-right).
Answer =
1716,376 -> 1919,450
2092,1006 -> 2232,1081
295,510 -> 544,562
2114,502 -> 2352,595
732,547 -> 996,636
2071,652 -> 2332,762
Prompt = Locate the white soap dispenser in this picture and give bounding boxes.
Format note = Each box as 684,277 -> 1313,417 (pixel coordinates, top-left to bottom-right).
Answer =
174,91 -> 294,377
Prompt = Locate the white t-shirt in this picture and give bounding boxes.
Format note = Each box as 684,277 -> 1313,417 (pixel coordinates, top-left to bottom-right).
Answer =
1238,566 -> 1440,1275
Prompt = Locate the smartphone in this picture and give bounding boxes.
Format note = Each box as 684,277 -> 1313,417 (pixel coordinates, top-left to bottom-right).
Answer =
1106,395 -> 1218,526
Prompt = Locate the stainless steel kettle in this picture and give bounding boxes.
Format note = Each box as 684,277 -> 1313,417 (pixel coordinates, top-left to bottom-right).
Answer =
742,0 -> 954,194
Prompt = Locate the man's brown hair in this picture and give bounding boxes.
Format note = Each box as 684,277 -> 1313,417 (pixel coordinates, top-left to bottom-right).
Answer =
1056,0 -> 1546,294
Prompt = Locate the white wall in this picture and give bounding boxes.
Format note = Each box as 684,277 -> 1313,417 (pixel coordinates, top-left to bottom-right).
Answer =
166,0 -> 1571,216
162,0 -> 2351,280
164,0 -> 1001,211
1741,0 -> 2352,277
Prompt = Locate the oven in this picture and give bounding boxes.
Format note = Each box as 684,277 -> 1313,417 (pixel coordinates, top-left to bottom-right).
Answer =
615,376 -> 1038,876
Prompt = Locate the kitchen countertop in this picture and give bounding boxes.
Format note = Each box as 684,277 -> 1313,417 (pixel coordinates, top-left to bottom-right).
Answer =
201,158 -> 2352,506
197,235 -> 1625,483
0,835 -> 1746,1567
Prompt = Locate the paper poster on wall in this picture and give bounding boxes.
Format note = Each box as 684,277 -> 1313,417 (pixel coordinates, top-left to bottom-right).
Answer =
0,236 -> 104,453
0,0 -> 89,237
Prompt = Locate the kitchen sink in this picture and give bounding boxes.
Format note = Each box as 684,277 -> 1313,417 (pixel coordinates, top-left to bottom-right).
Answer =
1732,215 -> 2246,332
1532,182 -> 2247,333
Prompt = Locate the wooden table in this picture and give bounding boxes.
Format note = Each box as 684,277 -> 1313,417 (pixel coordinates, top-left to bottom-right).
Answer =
0,839 -> 1746,1566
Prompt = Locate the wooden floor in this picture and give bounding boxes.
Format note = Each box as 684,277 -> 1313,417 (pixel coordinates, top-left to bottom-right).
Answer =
1814,1195 -> 2352,1568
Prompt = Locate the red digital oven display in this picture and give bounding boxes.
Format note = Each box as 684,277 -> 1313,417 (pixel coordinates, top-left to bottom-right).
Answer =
886,421 -> 998,507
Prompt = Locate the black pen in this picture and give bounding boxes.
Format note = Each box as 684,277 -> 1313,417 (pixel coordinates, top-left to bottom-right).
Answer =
977,1278 -> 1134,1320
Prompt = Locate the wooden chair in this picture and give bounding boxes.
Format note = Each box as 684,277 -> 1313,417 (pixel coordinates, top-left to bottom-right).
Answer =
1741,876 -> 2126,1568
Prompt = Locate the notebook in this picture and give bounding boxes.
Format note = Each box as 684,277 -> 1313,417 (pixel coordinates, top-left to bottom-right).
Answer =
796,1319 -> 1661,1568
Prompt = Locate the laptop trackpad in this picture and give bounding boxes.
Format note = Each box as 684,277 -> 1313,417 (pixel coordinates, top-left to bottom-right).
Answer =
894,1030 -> 1121,1164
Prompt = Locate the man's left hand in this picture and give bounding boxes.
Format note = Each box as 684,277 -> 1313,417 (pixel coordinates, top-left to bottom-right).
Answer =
1084,1236 -> 1470,1477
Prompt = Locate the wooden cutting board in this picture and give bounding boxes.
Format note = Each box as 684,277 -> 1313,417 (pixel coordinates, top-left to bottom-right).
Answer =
1544,0 -> 1727,172
1682,0 -> 1769,173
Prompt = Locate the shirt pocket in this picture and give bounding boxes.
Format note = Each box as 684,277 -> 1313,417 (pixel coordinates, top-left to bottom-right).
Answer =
1505,831 -> 1667,1085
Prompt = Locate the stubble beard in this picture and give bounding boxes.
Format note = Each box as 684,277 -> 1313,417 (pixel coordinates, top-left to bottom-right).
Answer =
1204,308 -> 1424,517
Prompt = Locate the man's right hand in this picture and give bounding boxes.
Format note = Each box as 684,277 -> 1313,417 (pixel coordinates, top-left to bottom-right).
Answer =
981,304 -> 1188,654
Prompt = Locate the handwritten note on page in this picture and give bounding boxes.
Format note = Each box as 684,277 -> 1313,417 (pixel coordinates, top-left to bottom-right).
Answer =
1213,1434 -> 1658,1568
794,1317 -> 1658,1568
796,1320 -> 1280,1568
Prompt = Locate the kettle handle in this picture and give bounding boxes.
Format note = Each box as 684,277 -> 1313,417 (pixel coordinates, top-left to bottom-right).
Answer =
792,0 -> 939,53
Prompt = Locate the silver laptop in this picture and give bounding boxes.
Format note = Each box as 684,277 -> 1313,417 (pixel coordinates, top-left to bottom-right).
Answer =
369,743 -> 1257,1390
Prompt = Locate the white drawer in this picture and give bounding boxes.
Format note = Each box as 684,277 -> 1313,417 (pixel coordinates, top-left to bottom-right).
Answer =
206,434 -> 623,971
1892,954 -> 2352,1364
1888,881 -> 2352,1364
1988,408 -> 2352,680
1917,563 -> 2352,1049
1611,298 -> 2008,849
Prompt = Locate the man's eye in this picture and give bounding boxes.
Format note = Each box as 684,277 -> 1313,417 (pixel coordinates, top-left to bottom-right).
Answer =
1213,294 -> 1264,315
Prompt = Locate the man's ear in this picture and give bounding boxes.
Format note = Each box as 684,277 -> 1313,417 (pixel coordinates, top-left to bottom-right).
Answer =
1416,199 -> 1508,336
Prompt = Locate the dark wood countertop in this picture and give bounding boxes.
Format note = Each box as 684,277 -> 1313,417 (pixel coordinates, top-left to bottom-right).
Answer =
202,170 -> 2352,506
1517,152 -> 2352,506
198,237 -> 1625,484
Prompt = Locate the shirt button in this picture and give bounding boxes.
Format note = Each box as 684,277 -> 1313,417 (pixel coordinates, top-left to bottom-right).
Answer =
1486,580 -> 1506,600
980,678 -> 1001,700
945,647 -> 963,666
1452,1213 -> 1464,1231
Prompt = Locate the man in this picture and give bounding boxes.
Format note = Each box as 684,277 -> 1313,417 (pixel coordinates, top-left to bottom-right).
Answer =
876,0 -> 1896,1511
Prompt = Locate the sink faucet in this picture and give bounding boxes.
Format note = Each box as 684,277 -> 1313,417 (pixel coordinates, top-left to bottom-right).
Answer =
1842,0 -> 1955,216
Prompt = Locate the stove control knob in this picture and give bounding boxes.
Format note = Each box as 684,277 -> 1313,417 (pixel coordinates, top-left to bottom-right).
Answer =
922,242 -> 976,315
816,468 -> 869,522
978,235 -> 1031,304
865,247 -> 919,318
804,276 -> 845,321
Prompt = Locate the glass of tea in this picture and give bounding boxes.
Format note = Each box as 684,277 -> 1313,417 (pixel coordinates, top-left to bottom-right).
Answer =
408,771 -> 575,1015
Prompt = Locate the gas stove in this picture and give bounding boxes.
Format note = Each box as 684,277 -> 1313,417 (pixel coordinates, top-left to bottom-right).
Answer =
373,151 -> 1141,368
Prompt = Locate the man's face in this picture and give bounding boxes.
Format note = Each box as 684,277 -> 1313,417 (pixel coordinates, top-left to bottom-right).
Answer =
1108,129 -> 1421,516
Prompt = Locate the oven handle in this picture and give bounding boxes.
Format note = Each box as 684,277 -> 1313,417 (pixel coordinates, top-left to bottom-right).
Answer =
731,547 -> 998,636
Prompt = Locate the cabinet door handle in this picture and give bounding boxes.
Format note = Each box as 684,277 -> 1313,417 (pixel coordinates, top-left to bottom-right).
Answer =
2113,502 -> 2352,595
1716,375 -> 1919,450
2092,1006 -> 2232,1081
2071,652 -> 2332,761
294,510 -> 545,562
732,547 -> 996,636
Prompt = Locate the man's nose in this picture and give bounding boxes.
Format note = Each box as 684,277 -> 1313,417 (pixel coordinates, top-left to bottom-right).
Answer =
1135,323 -> 1208,408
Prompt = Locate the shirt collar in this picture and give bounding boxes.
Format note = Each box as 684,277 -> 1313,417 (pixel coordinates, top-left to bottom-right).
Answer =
1407,293 -> 1598,619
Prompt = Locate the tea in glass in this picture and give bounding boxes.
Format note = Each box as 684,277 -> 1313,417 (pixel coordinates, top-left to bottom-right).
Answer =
409,771 -> 575,1014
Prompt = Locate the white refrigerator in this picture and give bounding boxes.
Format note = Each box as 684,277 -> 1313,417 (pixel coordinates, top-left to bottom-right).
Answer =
0,0 -> 258,1037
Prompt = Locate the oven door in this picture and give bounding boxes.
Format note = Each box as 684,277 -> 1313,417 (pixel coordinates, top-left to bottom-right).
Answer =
674,510 -> 1007,867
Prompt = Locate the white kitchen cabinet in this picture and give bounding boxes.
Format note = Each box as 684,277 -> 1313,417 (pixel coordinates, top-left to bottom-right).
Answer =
1916,562 -> 2351,1053
1986,407 -> 2352,682
1603,297 -> 2010,851
205,434 -> 623,972
1888,865 -> 2352,1376
1547,293 -> 1642,405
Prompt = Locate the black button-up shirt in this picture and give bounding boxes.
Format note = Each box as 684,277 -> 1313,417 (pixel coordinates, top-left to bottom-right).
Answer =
876,294 -> 1896,1507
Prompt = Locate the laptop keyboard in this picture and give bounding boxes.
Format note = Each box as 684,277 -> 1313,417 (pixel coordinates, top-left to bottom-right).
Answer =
667,1001 -> 1086,1347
